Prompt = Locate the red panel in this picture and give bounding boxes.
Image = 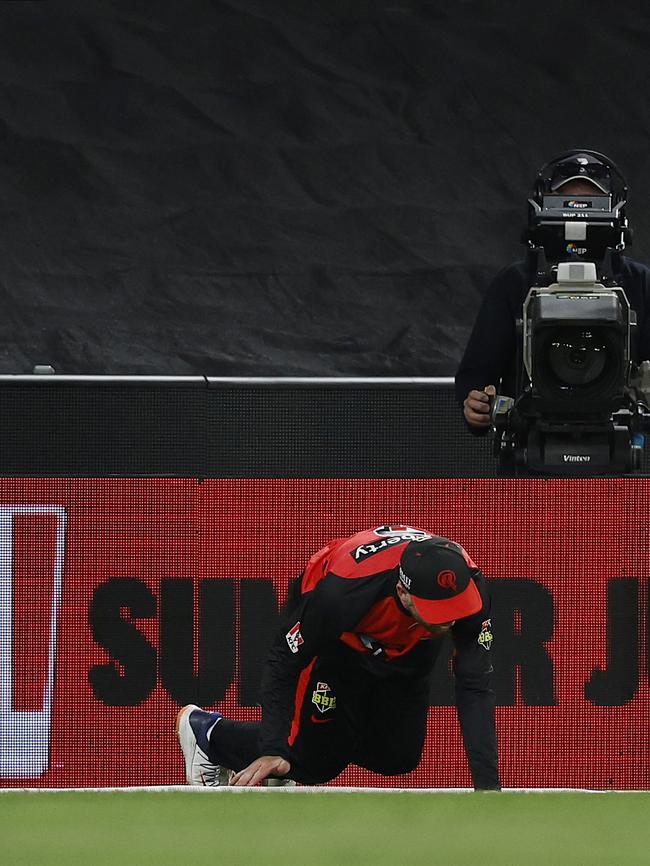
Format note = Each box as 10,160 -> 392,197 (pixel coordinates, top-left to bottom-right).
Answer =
0,477 -> 647,789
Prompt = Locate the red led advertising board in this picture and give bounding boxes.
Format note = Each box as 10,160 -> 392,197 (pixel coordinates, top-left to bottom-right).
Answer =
0,477 -> 648,789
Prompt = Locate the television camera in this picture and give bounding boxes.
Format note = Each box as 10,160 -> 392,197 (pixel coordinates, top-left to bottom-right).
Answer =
492,150 -> 650,475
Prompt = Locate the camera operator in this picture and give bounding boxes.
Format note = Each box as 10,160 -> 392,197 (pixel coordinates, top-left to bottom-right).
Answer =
455,152 -> 650,434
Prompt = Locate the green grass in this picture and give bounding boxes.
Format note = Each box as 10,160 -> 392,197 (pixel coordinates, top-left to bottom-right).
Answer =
0,790 -> 648,866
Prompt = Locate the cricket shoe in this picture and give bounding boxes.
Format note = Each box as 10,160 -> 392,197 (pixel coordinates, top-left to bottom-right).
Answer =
175,704 -> 232,786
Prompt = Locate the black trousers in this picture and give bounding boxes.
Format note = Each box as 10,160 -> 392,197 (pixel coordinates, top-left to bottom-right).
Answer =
208,655 -> 430,784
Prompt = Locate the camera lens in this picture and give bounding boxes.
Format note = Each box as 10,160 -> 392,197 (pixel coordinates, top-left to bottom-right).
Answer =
546,328 -> 608,386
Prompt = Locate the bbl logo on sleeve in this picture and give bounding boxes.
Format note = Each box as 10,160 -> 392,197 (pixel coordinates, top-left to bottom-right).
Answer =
478,619 -> 493,651
311,681 -> 336,713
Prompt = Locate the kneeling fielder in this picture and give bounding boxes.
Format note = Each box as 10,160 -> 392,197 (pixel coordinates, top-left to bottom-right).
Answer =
176,526 -> 500,790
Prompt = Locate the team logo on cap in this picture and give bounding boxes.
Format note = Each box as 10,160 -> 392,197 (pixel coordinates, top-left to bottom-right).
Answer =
437,569 -> 457,592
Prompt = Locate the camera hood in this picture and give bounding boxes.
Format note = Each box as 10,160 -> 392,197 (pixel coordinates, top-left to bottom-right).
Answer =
524,150 -> 632,263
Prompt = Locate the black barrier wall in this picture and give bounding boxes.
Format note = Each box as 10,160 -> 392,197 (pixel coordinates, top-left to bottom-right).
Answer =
0,376 -> 494,476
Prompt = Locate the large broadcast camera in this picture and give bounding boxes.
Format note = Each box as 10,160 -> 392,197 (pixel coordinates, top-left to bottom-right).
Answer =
493,149 -> 650,475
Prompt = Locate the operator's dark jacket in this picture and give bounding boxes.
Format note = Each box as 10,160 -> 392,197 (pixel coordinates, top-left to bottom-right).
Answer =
258,528 -> 500,790
455,255 -> 650,429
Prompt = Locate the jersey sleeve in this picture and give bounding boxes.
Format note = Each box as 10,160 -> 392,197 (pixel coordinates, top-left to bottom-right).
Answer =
451,571 -> 501,790
258,573 -> 368,760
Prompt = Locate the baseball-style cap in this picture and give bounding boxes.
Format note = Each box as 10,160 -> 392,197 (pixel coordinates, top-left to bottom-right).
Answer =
549,152 -> 611,194
398,537 -> 482,624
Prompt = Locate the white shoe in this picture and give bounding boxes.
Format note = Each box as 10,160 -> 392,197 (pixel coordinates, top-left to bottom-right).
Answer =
175,704 -> 231,786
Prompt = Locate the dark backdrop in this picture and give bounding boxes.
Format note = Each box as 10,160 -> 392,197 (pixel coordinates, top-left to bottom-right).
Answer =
2,0 -> 649,375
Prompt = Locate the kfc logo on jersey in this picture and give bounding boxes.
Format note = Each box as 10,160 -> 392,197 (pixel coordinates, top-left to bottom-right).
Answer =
286,622 -> 304,654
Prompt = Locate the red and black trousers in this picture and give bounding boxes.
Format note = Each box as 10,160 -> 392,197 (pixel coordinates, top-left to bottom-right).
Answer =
208,653 -> 430,785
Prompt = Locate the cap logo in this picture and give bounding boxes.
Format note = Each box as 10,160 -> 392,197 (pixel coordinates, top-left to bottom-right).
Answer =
437,569 -> 457,592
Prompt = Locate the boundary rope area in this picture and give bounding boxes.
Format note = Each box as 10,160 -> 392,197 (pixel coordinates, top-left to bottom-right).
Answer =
0,786 -> 646,794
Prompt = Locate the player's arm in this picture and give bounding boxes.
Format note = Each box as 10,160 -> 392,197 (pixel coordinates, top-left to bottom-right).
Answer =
451,571 -> 501,790
235,575 -> 353,785
231,591 -> 332,786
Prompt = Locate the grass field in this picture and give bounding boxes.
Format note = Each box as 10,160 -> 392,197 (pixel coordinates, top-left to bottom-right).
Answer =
0,789 -> 648,866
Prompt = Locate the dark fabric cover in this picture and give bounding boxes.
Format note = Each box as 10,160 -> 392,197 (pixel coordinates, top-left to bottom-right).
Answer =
1,0 -> 649,374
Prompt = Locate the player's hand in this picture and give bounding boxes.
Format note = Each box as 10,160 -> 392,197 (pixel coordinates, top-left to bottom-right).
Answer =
463,385 -> 496,428
230,755 -> 291,787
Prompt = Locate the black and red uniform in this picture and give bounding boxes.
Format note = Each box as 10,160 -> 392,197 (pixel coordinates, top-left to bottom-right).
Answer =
210,527 -> 500,789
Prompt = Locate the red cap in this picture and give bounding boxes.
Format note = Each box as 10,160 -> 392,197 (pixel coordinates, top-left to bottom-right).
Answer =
399,537 -> 483,624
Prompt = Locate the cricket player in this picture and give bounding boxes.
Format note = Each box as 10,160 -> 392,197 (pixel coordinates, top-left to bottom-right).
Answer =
176,525 -> 500,789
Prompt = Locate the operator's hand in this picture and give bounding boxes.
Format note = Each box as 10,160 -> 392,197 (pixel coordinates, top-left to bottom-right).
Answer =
463,385 -> 496,428
230,755 -> 291,787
